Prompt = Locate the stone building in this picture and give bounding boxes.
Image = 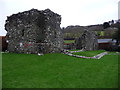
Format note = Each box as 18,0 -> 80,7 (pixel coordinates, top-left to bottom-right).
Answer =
75,30 -> 98,51
5,9 -> 63,54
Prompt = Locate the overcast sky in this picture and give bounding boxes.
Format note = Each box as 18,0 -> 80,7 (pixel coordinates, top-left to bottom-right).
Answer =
0,0 -> 119,36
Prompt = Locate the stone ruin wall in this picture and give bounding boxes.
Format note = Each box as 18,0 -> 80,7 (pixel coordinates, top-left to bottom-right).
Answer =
75,30 -> 98,51
5,9 -> 63,54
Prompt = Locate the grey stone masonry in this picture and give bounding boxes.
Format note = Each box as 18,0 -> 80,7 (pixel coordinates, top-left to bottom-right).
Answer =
63,50 -> 108,59
5,9 -> 63,54
75,30 -> 98,51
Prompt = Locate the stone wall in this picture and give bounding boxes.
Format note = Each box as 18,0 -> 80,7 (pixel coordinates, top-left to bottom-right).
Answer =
5,9 -> 63,54
75,30 -> 98,51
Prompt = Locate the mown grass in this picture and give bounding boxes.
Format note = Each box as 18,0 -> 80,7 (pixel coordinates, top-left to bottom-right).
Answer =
69,49 -> 81,51
64,40 -> 75,44
2,52 -> 118,88
72,50 -> 106,57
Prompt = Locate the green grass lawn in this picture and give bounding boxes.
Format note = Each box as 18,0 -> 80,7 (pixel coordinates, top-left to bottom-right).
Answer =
69,49 -> 81,51
64,40 -> 75,44
72,50 -> 106,57
2,52 -> 118,88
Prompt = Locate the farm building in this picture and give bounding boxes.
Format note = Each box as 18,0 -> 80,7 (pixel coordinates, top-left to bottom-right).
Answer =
5,9 -> 63,54
98,39 -> 117,51
0,36 -> 8,51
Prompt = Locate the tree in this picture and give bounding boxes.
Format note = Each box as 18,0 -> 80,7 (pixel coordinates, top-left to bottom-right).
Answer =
103,22 -> 110,29
113,23 -> 120,45
111,20 -> 114,24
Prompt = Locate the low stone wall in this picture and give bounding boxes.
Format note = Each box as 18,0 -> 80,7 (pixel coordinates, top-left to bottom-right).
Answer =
63,50 -> 108,59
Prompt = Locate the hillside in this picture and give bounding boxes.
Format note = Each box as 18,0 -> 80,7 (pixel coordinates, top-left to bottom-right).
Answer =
62,20 -> 119,39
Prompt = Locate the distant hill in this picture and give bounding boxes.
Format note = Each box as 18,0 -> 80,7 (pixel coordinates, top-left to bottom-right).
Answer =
62,20 -> 119,39
62,25 -> 86,39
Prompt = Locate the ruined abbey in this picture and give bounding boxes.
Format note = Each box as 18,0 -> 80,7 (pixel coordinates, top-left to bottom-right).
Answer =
4,9 -> 99,54
5,9 -> 63,54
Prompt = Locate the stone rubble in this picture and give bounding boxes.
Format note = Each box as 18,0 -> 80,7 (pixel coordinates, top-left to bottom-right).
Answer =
37,53 -> 44,56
